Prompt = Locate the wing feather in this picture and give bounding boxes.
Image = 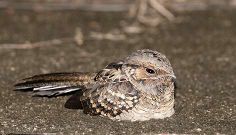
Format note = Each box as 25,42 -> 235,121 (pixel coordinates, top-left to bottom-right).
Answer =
95,62 -> 128,83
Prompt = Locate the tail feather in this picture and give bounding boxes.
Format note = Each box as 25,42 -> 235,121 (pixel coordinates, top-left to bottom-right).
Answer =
33,86 -> 81,97
14,72 -> 96,97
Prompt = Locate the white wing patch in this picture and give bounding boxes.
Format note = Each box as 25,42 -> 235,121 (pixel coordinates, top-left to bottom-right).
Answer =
33,85 -> 69,91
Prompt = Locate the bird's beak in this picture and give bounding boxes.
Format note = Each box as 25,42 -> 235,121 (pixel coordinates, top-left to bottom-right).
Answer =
170,75 -> 177,83
166,74 -> 176,83
170,74 -> 176,80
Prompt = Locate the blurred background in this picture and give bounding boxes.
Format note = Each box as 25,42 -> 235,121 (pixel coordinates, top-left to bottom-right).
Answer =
1,0 -> 236,44
0,0 -> 235,134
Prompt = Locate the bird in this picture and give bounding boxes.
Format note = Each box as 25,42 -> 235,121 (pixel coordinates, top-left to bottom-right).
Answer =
14,49 -> 176,121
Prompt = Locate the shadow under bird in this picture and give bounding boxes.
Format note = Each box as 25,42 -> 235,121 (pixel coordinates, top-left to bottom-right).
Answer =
14,49 -> 176,121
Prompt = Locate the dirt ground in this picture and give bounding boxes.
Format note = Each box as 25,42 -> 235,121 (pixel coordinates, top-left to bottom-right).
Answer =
0,9 -> 235,134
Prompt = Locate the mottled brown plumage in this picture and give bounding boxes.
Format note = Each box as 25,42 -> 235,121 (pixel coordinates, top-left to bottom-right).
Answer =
15,49 -> 176,121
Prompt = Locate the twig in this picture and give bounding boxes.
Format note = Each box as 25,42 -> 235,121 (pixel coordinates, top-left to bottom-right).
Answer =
74,27 -> 84,46
128,0 -> 140,17
0,38 -> 72,49
89,31 -> 126,41
0,1 -> 131,12
129,0 -> 175,26
0,29 -> 126,49
149,0 -> 175,21
138,0 -> 148,17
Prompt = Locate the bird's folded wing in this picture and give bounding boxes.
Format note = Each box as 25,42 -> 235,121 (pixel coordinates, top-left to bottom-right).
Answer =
80,81 -> 140,117
95,62 -> 128,83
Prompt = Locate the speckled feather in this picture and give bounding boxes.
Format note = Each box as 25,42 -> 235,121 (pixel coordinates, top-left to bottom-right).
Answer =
14,49 -> 176,121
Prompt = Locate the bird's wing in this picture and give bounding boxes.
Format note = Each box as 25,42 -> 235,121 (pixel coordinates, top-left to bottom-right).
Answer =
94,62 -> 128,83
67,62 -> 140,117
80,81 -> 140,117
14,72 -> 96,97
65,62 -> 136,110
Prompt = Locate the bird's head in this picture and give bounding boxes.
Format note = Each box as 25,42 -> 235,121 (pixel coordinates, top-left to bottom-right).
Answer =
123,49 -> 175,81
121,49 -> 176,95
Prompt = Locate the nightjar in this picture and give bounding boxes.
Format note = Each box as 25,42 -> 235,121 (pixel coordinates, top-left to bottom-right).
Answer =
15,49 -> 176,121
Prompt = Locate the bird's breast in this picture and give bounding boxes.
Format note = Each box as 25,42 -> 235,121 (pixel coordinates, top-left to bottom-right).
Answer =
112,79 -> 175,121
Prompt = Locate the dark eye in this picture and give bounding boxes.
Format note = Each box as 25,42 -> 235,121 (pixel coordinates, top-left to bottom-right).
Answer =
146,68 -> 155,74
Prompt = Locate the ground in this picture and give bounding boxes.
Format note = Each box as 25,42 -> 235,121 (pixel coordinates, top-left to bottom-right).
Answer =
0,9 -> 235,134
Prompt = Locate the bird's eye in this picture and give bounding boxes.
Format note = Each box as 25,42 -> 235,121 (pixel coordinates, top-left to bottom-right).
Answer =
146,68 -> 155,74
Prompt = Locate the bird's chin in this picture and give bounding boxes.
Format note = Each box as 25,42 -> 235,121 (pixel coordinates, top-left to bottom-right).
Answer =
154,74 -> 176,80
